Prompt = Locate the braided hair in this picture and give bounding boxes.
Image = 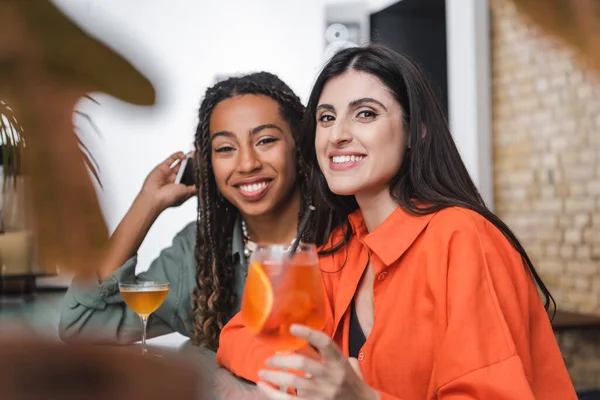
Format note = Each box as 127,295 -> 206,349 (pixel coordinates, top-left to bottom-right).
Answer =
191,72 -> 316,349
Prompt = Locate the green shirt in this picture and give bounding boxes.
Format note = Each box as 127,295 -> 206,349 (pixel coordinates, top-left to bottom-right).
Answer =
58,218 -> 248,344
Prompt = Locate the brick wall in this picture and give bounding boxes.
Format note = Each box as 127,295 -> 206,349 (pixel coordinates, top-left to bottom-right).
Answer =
491,1 -> 600,389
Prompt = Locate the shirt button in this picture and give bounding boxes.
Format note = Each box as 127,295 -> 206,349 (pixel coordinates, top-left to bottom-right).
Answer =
358,350 -> 364,361
377,271 -> 388,281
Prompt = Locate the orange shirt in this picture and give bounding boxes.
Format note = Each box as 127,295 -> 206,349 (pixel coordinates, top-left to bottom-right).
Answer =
217,206 -> 577,399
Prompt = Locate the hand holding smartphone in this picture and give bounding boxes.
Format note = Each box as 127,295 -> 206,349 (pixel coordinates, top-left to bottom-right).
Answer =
174,152 -> 196,186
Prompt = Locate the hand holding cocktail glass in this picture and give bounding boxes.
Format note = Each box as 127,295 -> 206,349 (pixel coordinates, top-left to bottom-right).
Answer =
240,206 -> 325,393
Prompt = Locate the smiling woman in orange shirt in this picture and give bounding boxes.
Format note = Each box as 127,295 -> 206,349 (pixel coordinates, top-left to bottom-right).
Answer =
216,44 -> 577,400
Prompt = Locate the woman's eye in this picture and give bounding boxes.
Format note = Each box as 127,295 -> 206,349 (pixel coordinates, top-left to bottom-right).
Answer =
257,138 -> 278,146
318,114 -> 335,123
357,110 -> 378,119
215,146 -> 234,153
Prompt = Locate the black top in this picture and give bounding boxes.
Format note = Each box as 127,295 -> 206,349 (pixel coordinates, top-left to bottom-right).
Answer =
349,300 -> 367,358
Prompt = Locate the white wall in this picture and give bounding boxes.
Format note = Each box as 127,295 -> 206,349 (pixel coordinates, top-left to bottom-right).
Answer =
42,0 -> 328,285
446,0 -> 494,209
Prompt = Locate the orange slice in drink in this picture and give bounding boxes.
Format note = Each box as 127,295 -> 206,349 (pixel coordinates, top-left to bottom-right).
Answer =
241,262 -> 274,334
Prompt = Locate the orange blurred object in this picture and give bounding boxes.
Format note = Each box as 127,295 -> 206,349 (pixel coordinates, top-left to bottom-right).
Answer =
501,0 -> 600,71
0,0 -> 155,277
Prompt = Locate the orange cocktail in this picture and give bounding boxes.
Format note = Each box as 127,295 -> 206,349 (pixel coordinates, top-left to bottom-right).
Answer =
120,286 -> 169,316
119,281 -> 170,355
241,243 -> 326,352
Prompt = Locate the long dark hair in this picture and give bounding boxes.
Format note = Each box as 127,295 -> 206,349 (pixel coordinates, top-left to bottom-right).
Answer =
192,72 -> 315,349
301,44 -> 555,315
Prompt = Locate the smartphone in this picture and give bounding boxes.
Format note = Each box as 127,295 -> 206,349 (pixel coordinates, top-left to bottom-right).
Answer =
174,154 -> 196,186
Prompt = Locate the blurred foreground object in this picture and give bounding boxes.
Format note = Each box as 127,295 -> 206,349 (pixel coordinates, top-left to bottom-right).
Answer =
0,99 -> 37,290
503,0 -> 600,70
0,0 -> 155,276
0,336 -> 203,400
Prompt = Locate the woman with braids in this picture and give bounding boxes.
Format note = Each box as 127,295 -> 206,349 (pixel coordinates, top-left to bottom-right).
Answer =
217,46 -> 577,399
59,72 -> 316,350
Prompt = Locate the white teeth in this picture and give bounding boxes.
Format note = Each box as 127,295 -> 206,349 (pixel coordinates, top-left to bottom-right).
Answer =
239,181 -> 268,193
332,155 -> 364,164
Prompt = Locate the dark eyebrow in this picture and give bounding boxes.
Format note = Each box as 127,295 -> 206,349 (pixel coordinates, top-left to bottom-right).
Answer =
316,104 -> 335,112
349,97 -> 388,111
316,98 -> 388,113
210,131 -> 234,142
250,124 -> 283,135
210,124 -> 283,142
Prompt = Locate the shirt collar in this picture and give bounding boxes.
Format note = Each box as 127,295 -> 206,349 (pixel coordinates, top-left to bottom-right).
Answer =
348,206 -> 437,266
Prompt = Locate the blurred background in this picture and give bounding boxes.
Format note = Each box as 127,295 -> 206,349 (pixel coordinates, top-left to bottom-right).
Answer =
1,0 -> 599,396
